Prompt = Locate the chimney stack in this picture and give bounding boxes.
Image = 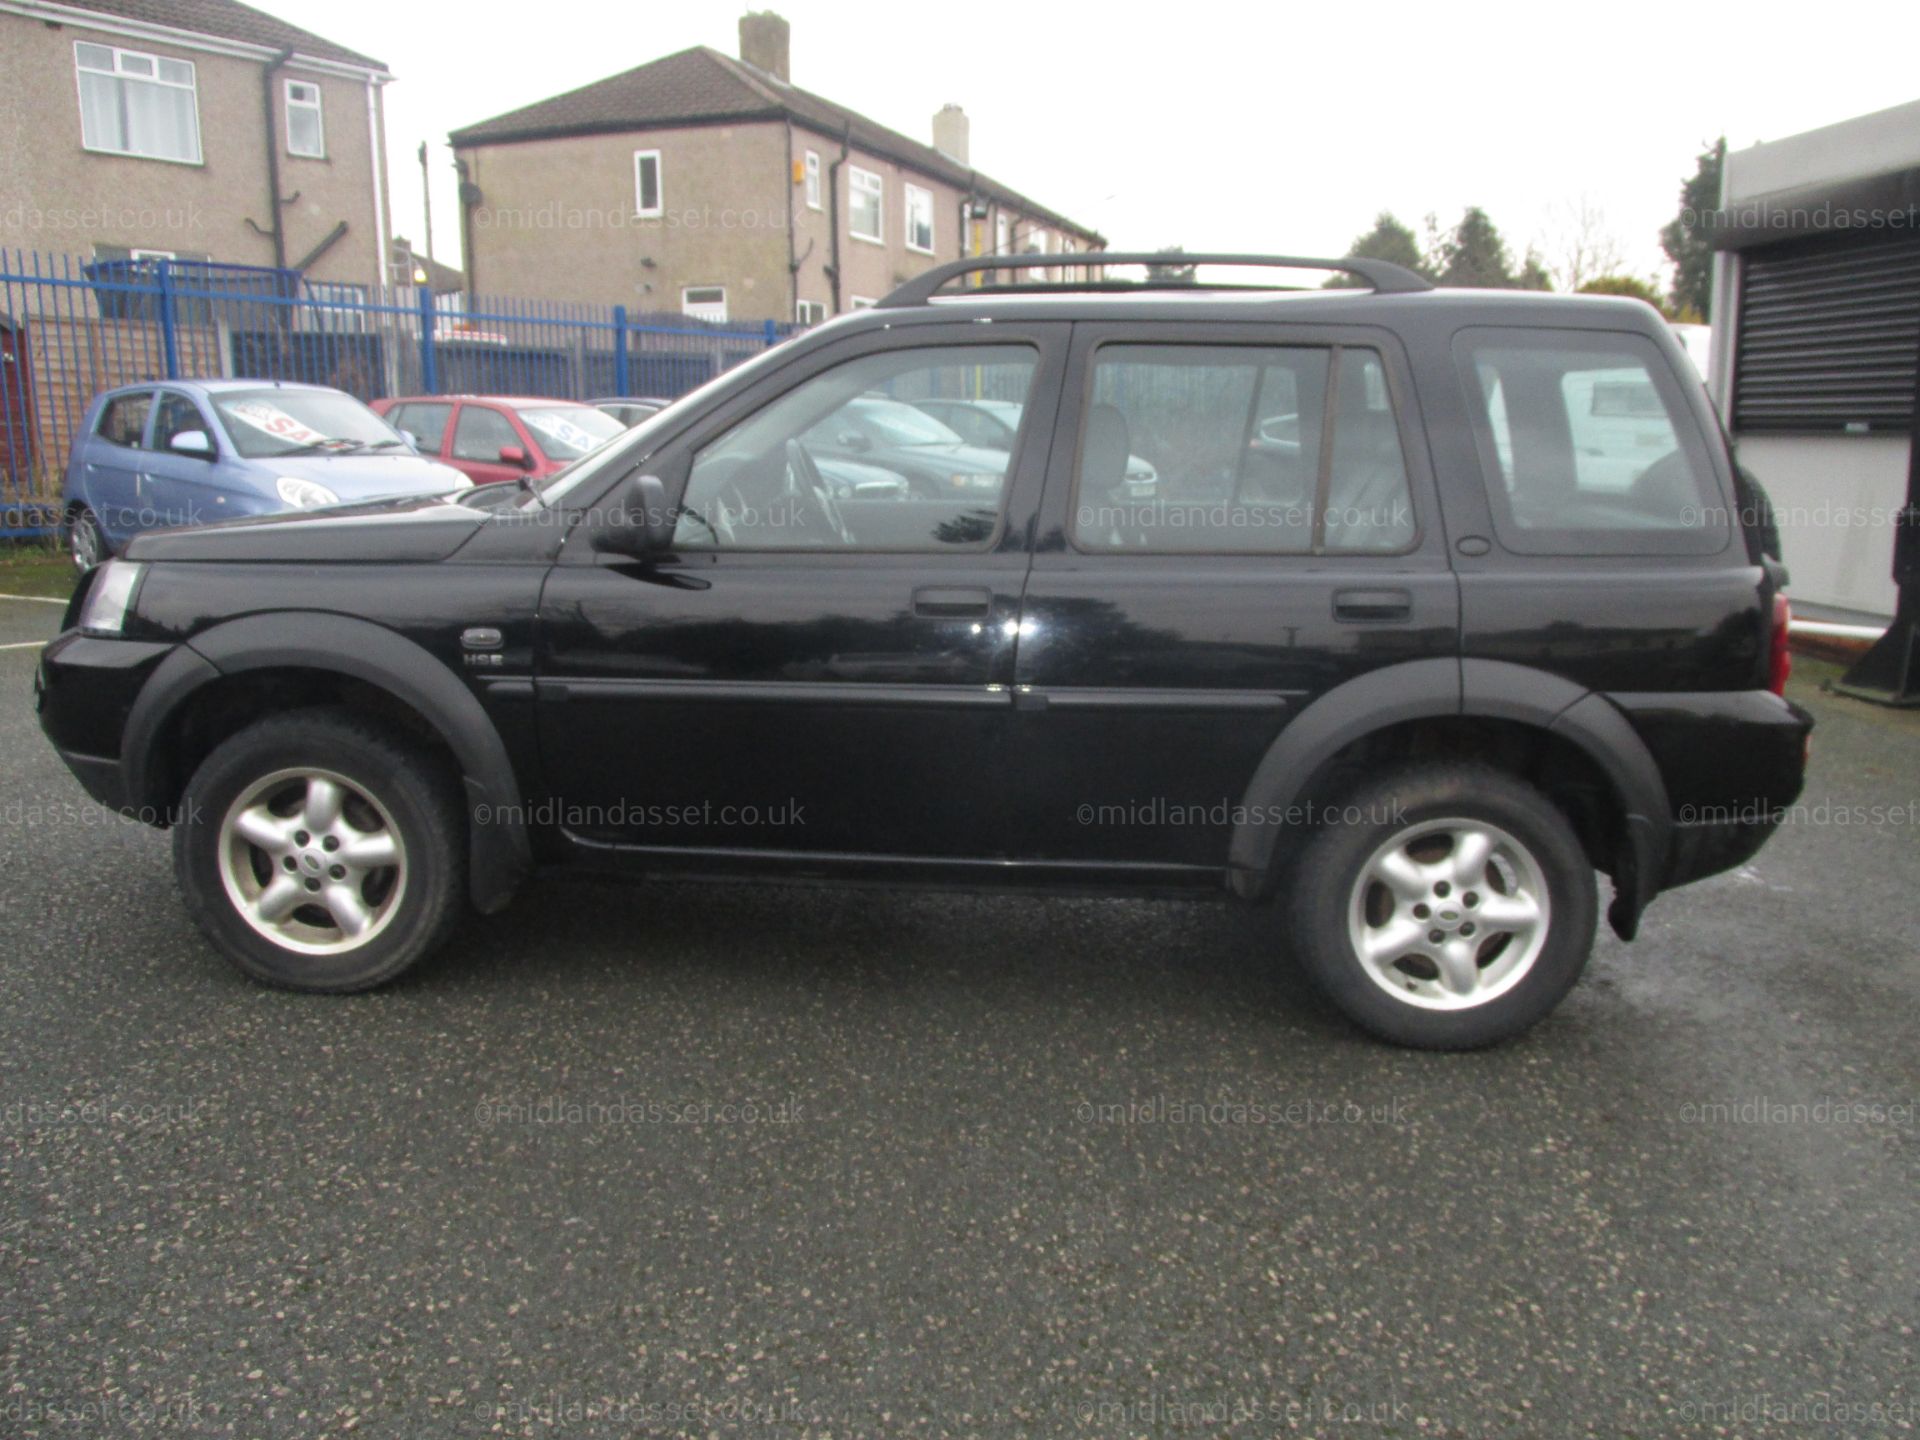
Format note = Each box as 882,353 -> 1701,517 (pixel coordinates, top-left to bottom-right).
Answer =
932,103 -> 969,165
739,12 -> 790,82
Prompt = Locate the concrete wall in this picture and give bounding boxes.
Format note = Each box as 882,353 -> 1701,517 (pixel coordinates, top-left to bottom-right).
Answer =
0,12 -> 389,288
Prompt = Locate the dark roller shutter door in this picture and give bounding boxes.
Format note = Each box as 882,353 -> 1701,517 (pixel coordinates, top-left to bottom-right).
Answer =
1733,231 -> 1920,434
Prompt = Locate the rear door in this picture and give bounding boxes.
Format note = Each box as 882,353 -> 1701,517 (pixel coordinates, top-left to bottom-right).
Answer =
81,388 -> 155,543
1008,321 -> 1460,870
535,323 -> 1068,860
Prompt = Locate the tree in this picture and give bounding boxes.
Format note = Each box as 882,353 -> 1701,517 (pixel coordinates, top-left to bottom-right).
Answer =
1579,274 -> 1671,316
1144,246 -> 1195,283
1328,212 -> 1428,286
1515,249 -> 1553,292
1547,196 -> 1626,293
1436,207 -> 1517,288
1660,138 -> 1724,320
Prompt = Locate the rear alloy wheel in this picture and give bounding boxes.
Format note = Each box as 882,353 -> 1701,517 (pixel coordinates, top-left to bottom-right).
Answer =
1290,763 -> 1597,1049
175,710 -> 466,991
65,506 -> 108,570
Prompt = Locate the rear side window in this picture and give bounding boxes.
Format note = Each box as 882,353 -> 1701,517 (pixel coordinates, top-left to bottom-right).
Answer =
97,391 -> 153,449
1455,329 -> 1727,555
1069,344 -> 1416,554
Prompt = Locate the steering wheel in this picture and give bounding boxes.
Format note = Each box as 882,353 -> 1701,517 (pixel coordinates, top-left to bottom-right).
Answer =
784,439 -> 853,545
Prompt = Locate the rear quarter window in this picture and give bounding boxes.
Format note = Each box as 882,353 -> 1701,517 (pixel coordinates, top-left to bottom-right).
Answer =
1453,328 -> 1729,556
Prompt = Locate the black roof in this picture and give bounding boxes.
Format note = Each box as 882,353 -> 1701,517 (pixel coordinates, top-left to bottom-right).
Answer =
449,46 -> 1101,244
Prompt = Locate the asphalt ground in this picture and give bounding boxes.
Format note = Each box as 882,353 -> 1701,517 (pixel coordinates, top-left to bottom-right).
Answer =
1,591 -> 1915,1438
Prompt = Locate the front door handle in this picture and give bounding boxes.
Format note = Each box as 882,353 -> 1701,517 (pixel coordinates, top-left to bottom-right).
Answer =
1333,588 -> 1413,623
912,586 -> 993,619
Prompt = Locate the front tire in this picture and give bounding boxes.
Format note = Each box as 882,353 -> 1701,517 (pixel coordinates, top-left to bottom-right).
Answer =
174,709 -> 466,991
1289,762 -> 1598,1049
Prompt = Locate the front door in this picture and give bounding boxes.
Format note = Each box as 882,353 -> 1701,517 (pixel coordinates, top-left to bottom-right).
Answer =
82,388 -> 154,544
536,323 -> 1068,861
448,402 -> 528,485
1008,321 -> 1461,871
142,388 -> 219,530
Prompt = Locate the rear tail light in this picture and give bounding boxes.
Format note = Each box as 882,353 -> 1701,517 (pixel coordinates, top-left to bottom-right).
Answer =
1768,593 -> 1792,696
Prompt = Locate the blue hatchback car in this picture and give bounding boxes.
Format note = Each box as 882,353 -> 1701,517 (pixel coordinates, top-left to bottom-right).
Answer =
61,380 -> 472,568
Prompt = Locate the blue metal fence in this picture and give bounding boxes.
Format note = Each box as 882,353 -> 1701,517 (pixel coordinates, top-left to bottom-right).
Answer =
0,251 -> 795,535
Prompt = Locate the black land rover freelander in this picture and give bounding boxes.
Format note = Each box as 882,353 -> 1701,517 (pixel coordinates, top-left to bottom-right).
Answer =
36,254 -> 1810,1048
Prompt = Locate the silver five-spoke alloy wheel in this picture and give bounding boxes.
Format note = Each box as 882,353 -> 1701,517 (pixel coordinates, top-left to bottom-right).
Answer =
1347,818 -> 1550,1011
218,767 -> 408,955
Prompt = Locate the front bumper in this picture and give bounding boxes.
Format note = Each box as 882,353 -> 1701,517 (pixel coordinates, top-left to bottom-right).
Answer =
35,631 -> 179,821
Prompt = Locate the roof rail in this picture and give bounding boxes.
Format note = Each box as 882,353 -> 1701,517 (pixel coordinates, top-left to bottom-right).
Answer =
877,252 -> 1434,308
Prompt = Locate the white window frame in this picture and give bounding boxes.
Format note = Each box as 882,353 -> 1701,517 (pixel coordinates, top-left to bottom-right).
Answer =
284,78 -> 324,158
848,166 -> 883,245
849,295 -> 877,310
73,41 -> 202,164
904,183 -> 935,256
682,285 -> 727,323
633,149 -> 663,218
795,299 -> 825,325
995,213 -> 1010,255
803,150 -> 822,211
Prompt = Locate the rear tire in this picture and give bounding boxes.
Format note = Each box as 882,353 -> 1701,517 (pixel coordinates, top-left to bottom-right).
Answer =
173,709 -> 466,992
1288,762 -> 1597,1049
65,505 -> 108,570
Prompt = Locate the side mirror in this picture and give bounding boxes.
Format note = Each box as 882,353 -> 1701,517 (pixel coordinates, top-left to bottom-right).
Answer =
169,429 -> 215,459
498,444 -> 533,469
590,473 -> 675,558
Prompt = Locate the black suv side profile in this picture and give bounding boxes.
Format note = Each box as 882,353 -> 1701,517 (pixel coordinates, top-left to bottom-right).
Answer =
36,254 -> 1810,1048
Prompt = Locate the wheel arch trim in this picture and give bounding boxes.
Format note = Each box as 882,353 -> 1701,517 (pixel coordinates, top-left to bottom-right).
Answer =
123,612 -> 531,913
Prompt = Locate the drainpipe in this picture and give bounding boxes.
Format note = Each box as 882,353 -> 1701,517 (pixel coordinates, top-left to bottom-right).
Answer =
260,48 -> 293,269
367,78 -> 390,288
826,124 -> 849,313
782,116 -> 796,323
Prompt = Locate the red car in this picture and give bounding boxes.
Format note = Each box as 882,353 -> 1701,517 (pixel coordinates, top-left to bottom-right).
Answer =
370,395 -> 626,485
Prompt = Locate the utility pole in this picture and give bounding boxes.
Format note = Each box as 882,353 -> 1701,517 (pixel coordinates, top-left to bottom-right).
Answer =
418,142 -> 435,277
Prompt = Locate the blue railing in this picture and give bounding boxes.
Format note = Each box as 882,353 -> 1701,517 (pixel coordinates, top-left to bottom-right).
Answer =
0,251 -> 796,535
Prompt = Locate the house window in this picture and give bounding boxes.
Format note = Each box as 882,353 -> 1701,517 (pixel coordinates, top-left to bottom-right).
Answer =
74,42 -> 201,163
803,150 -> 821,210
683,286 -> 727,323
795,299 -> 826,325
849,167 -> 883,244
995,214 -> 1010,255
1024,229 -> 1048,282
849,296 -> 877,310
634,150 -> 662,217
905,184 -> 935,255
284,79 -> 324,158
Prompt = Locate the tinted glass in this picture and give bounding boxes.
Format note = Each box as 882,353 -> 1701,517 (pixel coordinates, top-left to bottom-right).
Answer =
392,402 -> 452,453
677,345 -> 1037,552
152,392 -> 209,451
1071,345 -> 1414,554
1456,329 -> 1727,555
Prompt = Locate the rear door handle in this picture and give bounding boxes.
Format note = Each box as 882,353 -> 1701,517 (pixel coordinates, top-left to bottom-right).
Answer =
913,586 -> 993,619
1333,588 -> 1413,623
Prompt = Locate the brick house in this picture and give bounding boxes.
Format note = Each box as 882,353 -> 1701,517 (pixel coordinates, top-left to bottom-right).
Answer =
0,0 -> 393,290
448,12 -> 1103,324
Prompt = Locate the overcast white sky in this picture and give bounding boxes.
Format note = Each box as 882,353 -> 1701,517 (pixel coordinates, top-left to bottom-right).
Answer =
275,0 -> 1918,288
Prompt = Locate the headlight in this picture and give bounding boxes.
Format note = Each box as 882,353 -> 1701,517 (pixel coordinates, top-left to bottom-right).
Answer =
78,560 -> 144,635
948,473 -> 1002,492
275,476 -> 340,510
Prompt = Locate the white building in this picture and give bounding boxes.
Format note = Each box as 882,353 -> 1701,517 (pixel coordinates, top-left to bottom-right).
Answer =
1707,98 -> 1920,622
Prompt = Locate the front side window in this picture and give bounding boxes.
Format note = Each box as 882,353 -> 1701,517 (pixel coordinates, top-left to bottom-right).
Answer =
97,390 -> 154,449
803,150 -> 821,210
1070,344 -> 1416,555
75,42 -> 200,163
213,388 -> 402,459
152,392 -> 210,451
675,344 -> 1038,552
633,150 -> 662,217
905,184 -> 935,254
849,167 -> 883,243
1455,328 -> 1726,555
451,405 -> 522,462
284,79 -> 324,158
